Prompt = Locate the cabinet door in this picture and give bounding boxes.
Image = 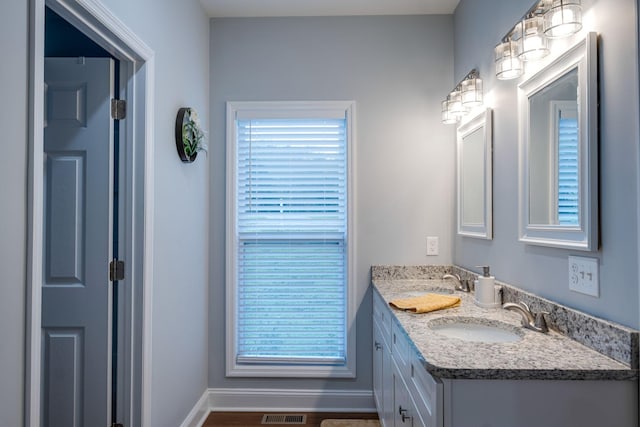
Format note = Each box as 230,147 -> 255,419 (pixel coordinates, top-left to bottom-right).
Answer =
382,340 -> 394,426
409,359 -> 443,427
374,317 -> 394,427
393,360 -> 433,427
393,360 -> 414,427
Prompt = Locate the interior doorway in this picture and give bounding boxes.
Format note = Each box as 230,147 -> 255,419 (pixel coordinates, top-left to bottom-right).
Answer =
26,0 -> 155,426
42,10 -> 119,425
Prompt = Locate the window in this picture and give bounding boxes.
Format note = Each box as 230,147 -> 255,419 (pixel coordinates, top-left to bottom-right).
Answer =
226,101 -> 355,378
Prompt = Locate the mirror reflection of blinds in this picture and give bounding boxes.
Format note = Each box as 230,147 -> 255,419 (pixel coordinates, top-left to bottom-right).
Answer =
557,117 -> 579,225
236,118 -> 347,364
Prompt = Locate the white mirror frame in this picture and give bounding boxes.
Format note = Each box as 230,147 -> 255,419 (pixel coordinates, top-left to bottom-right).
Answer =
518,32 -> 598,250
457,108 -> 493,239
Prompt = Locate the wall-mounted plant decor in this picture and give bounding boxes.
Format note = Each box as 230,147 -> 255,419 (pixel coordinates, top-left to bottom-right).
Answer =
175,107 -> 207,163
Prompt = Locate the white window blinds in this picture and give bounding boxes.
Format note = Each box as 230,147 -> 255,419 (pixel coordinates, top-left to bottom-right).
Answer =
235,116 -> 348,364
557,115 -> 579,225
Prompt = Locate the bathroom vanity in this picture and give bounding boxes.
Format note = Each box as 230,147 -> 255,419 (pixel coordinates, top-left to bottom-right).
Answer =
371,266 -> 638,427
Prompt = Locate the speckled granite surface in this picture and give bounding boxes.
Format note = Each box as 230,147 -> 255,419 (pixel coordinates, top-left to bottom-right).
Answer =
371,265 -> 639,381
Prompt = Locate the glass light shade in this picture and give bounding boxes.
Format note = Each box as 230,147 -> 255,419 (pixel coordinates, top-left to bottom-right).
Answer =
495,41 -> 524,80
448,90 -> 467,117
461,78 -> 483,108
543,0 -> 582,38
441,100 -> 457,124
514,16 -> 550,61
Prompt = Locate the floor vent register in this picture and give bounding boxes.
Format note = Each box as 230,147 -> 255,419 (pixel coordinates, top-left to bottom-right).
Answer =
261,414 -> 307,425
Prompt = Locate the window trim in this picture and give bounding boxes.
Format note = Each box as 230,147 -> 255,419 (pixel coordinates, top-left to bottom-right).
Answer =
225,100 -> 357,378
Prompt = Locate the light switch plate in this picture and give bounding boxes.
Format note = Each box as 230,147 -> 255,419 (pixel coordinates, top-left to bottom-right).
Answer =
568,255 -> 599,297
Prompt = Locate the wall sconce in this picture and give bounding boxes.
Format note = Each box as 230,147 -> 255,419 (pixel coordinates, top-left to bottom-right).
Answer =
494,0 -> 582,80
441,70 -> 483,124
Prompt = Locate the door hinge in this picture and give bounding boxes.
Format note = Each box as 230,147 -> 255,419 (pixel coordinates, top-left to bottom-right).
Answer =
109,259 -> 125,281
111,98 -> 126,120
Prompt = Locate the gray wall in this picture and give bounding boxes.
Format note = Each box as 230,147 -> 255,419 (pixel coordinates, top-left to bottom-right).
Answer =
453,0 -> 640,328
0,0 -> 210,425
209,16 -> 455,391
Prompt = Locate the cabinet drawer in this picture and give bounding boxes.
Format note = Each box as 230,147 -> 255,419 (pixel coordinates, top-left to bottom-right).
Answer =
391,319 -> 410,373
373,291 -> 392,343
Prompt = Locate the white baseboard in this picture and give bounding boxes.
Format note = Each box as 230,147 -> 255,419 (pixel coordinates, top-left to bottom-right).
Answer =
179,390 -> 211,427
209,387 -> 376,413
182,387 -> 376,426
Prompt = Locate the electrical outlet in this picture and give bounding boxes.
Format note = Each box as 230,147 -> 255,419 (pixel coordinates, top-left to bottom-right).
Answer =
568,256 -> 599,297
426,236 -> 439,256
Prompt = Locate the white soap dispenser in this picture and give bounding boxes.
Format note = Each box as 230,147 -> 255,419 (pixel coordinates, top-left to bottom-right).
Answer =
474,265 -> 501,308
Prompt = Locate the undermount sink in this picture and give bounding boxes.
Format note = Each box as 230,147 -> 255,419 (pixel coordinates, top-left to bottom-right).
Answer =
428,317 -> 523,343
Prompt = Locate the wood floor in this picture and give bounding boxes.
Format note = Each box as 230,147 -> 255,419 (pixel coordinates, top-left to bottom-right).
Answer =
202,411 -> 379,427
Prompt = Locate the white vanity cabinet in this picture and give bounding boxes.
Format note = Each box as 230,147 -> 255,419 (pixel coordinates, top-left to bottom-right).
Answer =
372,288 -> 638,427
373,292 -> 443,427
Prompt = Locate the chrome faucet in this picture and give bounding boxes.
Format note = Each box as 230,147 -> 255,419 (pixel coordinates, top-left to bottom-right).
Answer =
502,301 -> 549,333
442,273 -> 471,292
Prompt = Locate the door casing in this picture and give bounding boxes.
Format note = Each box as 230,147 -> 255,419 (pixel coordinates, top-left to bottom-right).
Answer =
26,0 -> 155,425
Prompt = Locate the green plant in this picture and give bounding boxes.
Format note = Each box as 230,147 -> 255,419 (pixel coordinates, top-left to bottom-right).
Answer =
182,108 -> 207,157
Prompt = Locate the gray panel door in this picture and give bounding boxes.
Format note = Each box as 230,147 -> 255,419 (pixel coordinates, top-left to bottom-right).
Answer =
42,57 -> 114,427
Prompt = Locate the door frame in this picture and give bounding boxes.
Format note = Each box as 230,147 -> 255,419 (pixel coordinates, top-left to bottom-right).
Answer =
26,0 -> 155,425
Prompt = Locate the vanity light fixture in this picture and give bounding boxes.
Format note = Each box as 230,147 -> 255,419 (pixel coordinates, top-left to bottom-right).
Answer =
494,0 -> 582,80
543,0 -> 582,38
441,70 -> 483,124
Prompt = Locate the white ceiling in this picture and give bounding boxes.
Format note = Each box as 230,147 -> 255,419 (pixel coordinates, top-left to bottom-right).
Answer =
200,0 -> 460,18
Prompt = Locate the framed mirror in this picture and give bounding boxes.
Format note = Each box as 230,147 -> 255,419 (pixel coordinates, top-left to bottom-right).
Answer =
518,32 -> 598,250
457,108 -> 493,239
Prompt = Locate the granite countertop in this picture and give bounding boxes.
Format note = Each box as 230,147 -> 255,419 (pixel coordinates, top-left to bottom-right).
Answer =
372,278 -> 638,381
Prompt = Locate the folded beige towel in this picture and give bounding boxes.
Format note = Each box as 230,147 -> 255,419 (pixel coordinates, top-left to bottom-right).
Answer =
389,293 -> 461,314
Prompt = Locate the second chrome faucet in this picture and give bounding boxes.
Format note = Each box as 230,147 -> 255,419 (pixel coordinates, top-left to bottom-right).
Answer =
502,301 -> 549,333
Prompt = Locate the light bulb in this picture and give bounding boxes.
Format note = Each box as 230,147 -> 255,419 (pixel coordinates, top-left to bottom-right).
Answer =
524,34 -> 545,55
553,7 -> 574,27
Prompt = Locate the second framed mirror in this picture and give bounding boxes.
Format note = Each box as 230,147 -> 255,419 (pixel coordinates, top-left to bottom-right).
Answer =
457,108 -> 493,239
